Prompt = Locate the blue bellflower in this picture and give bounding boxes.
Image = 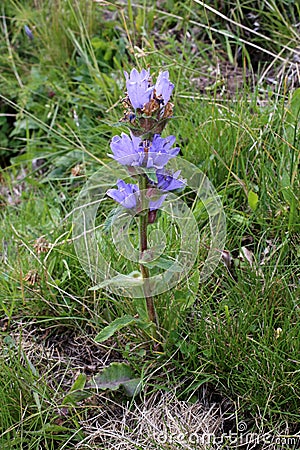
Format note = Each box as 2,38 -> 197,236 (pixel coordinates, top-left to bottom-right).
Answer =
109,132 -> 180,170
109,133 -> 140,166
154,71 -> 174,105
107,180 -> 138,209
155,169 -> 186,191
124,68 -> 154,110
107,67 -> 182,220
107,179 -> 167,211
124,68 -> 174,110
147,135 -> 180,169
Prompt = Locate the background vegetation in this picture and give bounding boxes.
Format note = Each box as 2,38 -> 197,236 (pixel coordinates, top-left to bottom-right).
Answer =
0,0 -> 299,448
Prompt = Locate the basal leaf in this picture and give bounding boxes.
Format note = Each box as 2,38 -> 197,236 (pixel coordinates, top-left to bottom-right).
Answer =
87,362 -> 141,397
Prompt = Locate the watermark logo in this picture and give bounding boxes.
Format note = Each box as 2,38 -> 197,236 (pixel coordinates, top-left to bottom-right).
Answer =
153,424 -> 300,448
237,421 -> 247,432
72,157 -> 226,297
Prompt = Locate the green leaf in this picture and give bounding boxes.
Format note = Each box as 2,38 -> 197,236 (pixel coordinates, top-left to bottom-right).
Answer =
89,271 -> 143,291
87,362 -> 141,397
284,88 -> 300,144
143,167 -> 157,183
248,190 -> 259,211
94,315 -> 137,343
132,298 -> 149,322
121,379 -> 142,397
41,423 -> 74,433
10,118 -> 40,136
141,255 -> 176,270
91,37 -> 107,50
103,206 -> 124,232
94,315 -> 151,343
62,373 -> 89,405
69,373 -> 87,391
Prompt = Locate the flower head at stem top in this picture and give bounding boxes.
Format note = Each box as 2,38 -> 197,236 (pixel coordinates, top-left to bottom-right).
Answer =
124,68 -> 174,110
122,68 -> 174,136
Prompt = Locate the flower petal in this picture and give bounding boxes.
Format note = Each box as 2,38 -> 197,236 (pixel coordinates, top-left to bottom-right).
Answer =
149,194 -> 167,211
108,132 -> 140,166
107,179 -> 139,209
155,70 -> 174,104
156,169 -> 186,191
124,68 -> 154,109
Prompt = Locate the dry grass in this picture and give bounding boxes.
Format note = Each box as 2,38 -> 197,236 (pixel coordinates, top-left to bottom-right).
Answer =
4,312 -> 300,449
76,390 -> 229,449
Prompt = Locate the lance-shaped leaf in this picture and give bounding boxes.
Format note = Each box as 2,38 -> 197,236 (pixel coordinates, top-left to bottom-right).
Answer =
63,373 -> 89,405
94,315 -> 137,342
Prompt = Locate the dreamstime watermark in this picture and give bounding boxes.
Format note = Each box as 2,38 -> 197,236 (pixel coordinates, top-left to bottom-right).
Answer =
153,423 -> 300,448
72,156 -> 226,297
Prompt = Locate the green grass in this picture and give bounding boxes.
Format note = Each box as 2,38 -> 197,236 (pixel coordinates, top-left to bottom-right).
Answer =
0,0 -> 300,448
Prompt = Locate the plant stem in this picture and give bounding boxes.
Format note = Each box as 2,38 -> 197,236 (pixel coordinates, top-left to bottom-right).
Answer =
139,175 -> 157,326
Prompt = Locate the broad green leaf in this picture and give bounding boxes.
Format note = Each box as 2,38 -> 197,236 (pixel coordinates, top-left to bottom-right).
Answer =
94,315 -> 136,343
248,190 -> 259,211
89,271 -> 143,291
87,362 -> 141,396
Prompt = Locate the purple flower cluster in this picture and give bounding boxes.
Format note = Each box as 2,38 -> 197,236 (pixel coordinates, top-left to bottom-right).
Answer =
107,68 -> 184,218
107,180 -> 167,212
109,133 -> 180,169
124,68 -> 174,109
